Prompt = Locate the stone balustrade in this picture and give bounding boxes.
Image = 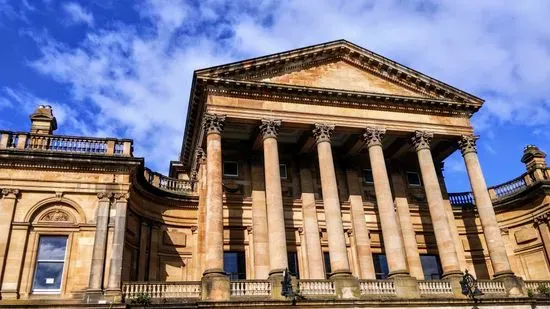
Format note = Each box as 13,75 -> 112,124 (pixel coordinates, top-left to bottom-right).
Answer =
230,280 -> 271,296
143,167 -> 196,195
449,169 -> 549,207
359,279 -> 396,296
418,280 -> 452,296
477,280 -> 506,295
524,280 -> 550,291
298,279 -> 336,296
122,281 -> 201,300
0,131 -> 133,156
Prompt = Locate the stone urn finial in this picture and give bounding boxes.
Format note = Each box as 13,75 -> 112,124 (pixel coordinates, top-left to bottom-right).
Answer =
521,145 -> 547,171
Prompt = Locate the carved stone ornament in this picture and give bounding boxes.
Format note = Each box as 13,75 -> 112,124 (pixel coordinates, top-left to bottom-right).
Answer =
246,226 -> 253,234
312,123 -> 335,144
534,213 -> 549,226
458,135 -> 479,156
191,225 -> 198,233
195,147 -> 206,164
40,210 -> 70,222
410,130 -> 433,151
259,119 -> 282,139
114,193 -> 129,202
97,192 -> 113,201
1,188 -> 20,198
202,113 -> 226,135
363,127 -> 386,148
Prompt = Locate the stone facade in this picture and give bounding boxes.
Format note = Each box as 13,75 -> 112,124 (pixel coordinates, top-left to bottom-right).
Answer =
0,40 -> 549,307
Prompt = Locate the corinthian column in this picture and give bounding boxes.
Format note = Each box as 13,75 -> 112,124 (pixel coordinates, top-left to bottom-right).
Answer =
411,131 -> 461,277
106,193 -> 129,292
200,113 -> 230,301
313,124 -> 351,277
459,135 -> 513,277
88,192 -> 112,292
364,128 -> 409,277
260,119 -> 288,277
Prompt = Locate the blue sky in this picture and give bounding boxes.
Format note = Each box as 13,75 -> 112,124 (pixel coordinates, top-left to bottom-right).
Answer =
1,0 -> 549,192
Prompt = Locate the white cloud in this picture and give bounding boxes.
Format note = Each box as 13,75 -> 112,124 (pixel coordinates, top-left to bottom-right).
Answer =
62,2 -> 94,27
20,0 -> 550,173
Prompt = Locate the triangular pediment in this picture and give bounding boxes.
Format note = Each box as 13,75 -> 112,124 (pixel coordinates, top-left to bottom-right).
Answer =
260,59 -> 425,97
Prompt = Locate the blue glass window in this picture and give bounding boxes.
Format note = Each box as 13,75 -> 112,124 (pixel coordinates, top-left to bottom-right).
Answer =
420,255 -> 443,279
287,252 -> 300,278
373,254 -> 389,279
223,251 -> 246,280
32,236 -> 68,293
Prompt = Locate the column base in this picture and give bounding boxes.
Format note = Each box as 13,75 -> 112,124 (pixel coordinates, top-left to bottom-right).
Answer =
0,289 -> 19,300
494,271 -> 524,296
201,270 -> 230,301
103,288 -> 123,303
329,271 -> 360,299
392,275 -> 420,299
84,289 -> 104,304
268,270 -> 286,301
442,270 -> 468,299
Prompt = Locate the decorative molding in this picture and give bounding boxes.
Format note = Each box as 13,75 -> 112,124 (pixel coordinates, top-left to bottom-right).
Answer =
259,119 -> 282,139
191,225 -> 198,234
195,147 -> 206,164
40,209 -> 71,223
297,227 -> 304,235
534,213 -> 549,226
114,193 -> 129,202
202,113 -> 226,135
410,130 -> 433,152
1,188 -> 20,199
363,127 -> 386,148
246,226 -> 253,234
97,191 -> 113,201
458,135 -> 479,156
312,123 -> 335,144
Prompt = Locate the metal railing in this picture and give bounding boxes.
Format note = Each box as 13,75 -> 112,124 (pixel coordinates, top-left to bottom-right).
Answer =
122,281 -> 201,300
0,131 -> 132,156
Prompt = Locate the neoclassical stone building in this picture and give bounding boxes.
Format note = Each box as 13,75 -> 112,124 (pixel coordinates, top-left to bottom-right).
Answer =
0,40 -> 550,308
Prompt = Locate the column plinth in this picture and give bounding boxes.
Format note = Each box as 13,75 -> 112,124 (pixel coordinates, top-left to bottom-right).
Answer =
260,119 -> 288,278
313,124 -> 352,278
411,131 -> 461,277
364,128 -> 409,277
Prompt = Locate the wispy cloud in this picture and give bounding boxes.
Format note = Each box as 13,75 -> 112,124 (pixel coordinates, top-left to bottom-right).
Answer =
62,2 -> 94,27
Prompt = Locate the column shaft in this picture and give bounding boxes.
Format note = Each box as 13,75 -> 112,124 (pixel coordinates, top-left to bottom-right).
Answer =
0,190 -> 18,286
195,151 -> 207,279
412,132 -> 461,276
137,222 -> 149,281
106,194 -> 128,291
204,132 -> 225,274
390,167 -> 424,279
0,226 -> 28,299
263,136 -> 288,274
251,162 -> 270,279
315,136 -> 351,275
148,226 -> 160,281
345,169 -> 375,279
300,164 -> 325,279
88,193 -> 111,290
460,136 -> 513,276
537,220 -> 550,264
365,130 -> 409,276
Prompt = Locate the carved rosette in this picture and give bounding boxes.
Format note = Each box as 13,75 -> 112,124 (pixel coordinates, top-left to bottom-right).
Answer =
363,127 -> 386,148
1,188 -> 20,199
202,113 -> 226,135
410,130 -> 433,152
458,135 -> 479,156
312,123 -> 335,144
259,119 -> 282,139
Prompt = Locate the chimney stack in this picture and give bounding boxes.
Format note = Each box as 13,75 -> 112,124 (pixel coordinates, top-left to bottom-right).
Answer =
30,105 -> 57,135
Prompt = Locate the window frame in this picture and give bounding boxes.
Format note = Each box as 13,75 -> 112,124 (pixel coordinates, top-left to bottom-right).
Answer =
223,161 -> 239,177
406,171 -> 422,187
279,164 -> 288,179
31,235 -> 69,294
362,169 -> 374,184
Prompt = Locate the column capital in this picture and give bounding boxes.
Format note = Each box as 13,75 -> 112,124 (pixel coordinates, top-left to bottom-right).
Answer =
202,113 -> 226,135
312,123 -> 335,144
1,189 -> 20,199
458,135 -> 479,156
195,147 -> 207,164
363,127 -> 386,148
410,130 -> 433,152
259,119 -> 282,139
114,193 -> 129,202
97,191 -> 113,201
535,213 -> 549,226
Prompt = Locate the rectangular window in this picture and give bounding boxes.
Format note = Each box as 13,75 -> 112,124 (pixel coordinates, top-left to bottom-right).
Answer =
287,252 -> 300,278
406,171 -> 422,186
323,252 -> 331,278
32,236 -> 68,293
420,255 -> 443,280
223,161 -> 239,177
373,254 -> 389,279
223,251 -> 246,280
280,164 -> 288,179
362,169 -> 374,184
